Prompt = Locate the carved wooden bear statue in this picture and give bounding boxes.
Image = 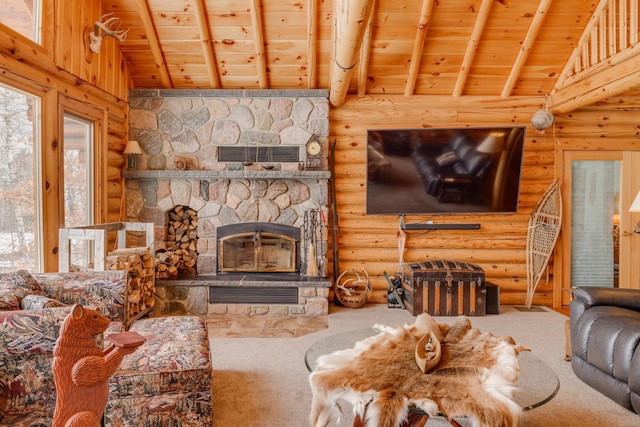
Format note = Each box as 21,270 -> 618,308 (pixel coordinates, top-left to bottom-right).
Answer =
52,304 -> 141,427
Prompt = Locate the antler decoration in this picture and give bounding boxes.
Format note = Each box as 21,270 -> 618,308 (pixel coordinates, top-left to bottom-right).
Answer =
89,13 -> 130,53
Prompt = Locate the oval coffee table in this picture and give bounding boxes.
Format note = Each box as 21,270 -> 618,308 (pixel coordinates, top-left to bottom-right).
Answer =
306,328 -> 559,423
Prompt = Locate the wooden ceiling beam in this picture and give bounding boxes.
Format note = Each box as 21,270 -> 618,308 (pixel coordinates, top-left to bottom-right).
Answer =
307,0 -> 318,88
405,0 -> 435,97
501,0 -> 553,97
250,0 -> 268,89
452,0 -> 492,97
550,49 -> 640,114
193,0 -> 220,88
357,0 -> 375,97
134,0 -> 172,88
329,0 -> 375,107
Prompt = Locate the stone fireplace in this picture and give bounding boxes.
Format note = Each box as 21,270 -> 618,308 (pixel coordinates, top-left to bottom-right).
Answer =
124,89 -> 331,316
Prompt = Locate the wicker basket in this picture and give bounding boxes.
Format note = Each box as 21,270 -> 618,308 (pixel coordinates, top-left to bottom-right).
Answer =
335,268 -> 371,309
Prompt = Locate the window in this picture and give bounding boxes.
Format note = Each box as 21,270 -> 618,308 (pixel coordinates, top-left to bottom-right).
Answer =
63,113 -> 94,268
0,84 -> 41,272
0,0 -> 41,43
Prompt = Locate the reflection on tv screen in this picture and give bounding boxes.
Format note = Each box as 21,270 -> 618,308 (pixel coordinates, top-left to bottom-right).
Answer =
366,126 -> 526,215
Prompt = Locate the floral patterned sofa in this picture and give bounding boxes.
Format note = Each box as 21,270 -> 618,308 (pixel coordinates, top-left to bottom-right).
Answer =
0,270 -> 212,427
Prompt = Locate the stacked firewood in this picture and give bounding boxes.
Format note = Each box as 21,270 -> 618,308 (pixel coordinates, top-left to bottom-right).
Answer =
157,205 -> 198,277
106,247 -> 156,318
154,250 -> 180,278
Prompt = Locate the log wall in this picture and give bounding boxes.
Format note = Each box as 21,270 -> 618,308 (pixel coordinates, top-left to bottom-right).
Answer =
330,95 -> 556,306
330,96 -> 554,305
330,93 -> 640,306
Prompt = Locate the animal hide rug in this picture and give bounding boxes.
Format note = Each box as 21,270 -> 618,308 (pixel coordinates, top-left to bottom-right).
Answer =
309,313 -> 528,427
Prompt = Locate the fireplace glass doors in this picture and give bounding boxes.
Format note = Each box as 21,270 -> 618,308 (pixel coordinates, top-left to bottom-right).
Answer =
219,232 -> 297,273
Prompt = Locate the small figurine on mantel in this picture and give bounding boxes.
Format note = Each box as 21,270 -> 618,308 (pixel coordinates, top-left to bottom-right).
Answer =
52,304 -> 145,427
173,154 -> 201,170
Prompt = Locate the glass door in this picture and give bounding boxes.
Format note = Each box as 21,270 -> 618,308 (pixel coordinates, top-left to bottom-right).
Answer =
570,159 -> 620,287
561,151 -> 635,305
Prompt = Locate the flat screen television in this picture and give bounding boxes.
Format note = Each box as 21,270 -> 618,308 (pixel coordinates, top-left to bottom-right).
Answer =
366,126 -> 526,215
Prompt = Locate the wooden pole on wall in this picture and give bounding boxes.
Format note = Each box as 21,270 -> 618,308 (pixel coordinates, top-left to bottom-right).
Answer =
329,0 -> 375,107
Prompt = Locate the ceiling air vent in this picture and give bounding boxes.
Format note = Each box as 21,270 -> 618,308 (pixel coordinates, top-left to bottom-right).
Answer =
218,146 -> 300,163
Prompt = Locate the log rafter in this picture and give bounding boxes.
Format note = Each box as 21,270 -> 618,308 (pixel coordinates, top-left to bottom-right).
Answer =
452,0 -> 493,97
134,0 -> 172,88
192,0 -> 220,88
250,0 -> 268,89
357,0 -> 375,97
405,0 -> 435,97
501,0 -> 553,97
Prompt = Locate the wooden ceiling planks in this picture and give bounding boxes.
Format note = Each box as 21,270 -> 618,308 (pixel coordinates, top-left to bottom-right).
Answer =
99,0 -> 639,111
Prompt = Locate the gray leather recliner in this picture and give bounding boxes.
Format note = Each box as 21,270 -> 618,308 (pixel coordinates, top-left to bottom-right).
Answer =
570,286 -> 640,413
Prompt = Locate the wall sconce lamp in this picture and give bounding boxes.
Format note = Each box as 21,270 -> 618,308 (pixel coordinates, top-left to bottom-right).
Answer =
629,190 -> 640,233
89,13 -> 130,53
124,140 -> 142,170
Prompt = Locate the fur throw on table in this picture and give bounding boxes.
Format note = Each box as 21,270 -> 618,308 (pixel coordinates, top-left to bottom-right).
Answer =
309,313 -> 529,427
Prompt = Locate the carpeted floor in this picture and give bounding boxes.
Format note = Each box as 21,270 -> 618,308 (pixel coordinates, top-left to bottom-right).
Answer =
209,304 -> 640,426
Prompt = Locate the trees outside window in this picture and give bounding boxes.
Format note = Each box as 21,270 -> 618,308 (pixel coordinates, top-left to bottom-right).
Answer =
0,85 -> 40,272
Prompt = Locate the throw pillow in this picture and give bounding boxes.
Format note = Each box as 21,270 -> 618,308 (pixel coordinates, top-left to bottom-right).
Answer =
436,150 -> 459,167
21,294 -> 67,310
0,270 -> 42,311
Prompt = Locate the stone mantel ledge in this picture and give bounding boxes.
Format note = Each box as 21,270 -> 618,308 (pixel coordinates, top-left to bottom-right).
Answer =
123,170 -> 331,180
